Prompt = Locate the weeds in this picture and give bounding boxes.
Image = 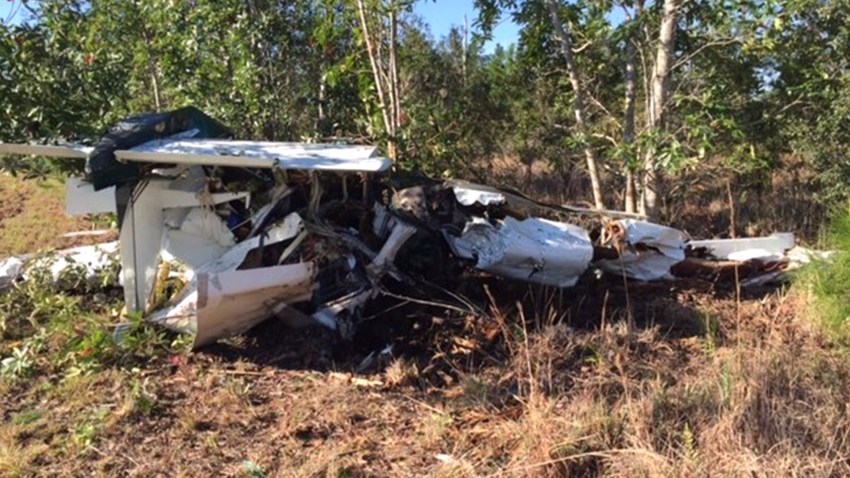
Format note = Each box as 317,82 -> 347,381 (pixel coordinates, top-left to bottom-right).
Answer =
0,256 -> 189,385
798,205 -> 850,344
239,460 -> 266,478
71,406 -> 110,448
0,345 -> 33,380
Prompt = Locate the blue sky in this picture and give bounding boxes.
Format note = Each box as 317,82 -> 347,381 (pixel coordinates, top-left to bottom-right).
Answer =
1,0 -> 520,49
0,1 -> 25,24
413,0 -> 520,51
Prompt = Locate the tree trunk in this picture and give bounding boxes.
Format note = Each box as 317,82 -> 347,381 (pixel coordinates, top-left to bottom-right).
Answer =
462,14 -> 469,86
641,0 -> 678,219
140,25 -> 162,112
356,0 -> 397,159
317,72 -> 328,137
625,170 -> 637,213
545,0 -> 605,210
622,3 -> 640,213
389,2 -> 400,149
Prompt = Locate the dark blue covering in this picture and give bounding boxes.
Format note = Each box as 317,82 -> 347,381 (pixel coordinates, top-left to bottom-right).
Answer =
86,106 -> 232,190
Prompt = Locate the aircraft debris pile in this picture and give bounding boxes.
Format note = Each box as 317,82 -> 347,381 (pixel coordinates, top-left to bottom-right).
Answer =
0,108 -> 824,348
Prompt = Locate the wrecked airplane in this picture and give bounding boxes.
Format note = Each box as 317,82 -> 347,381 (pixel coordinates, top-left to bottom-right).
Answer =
0,107 -> 813,348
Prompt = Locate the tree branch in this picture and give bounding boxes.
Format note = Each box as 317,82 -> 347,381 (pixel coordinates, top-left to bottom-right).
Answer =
356,0 -> 394,150
670,37 -> 741,72
586,92 -> 622,129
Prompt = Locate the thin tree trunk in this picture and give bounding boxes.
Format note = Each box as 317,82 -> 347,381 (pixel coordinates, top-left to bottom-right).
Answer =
356,0 -> 396,158
462,14 -> 469,86
140,28 -> 161,112
317,72 -> 328,136
625,170 -> 636,213
389,2 -> 400,146
545,0 -> 605,210
622,3 -> 640,213
641,0 -> 678,219
150,70 -> 161,112
635,21 -> 652,212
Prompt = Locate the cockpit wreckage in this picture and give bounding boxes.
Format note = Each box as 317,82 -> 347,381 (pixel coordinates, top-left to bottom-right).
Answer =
0,107 -> 820,348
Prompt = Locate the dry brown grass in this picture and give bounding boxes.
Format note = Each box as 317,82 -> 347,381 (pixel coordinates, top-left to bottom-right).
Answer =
432,286 -> 850,478
0,173 -> 113,257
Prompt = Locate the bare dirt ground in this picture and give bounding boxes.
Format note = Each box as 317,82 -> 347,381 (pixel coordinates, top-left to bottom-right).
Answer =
2,172 -> 849,477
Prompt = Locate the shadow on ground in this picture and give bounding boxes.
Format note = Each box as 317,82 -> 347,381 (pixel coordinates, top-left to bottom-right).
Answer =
199,271 -> 782,383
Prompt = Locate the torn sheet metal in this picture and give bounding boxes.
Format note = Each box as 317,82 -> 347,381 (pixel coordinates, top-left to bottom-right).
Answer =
596,220 -> 689,281
147,213 -> 308,346
451,184 -> 507,207
198,212 -> 303,274
40,241 -> 118,281
1,242 -> 119,291
368,205 -> 418,279
447,216 -> 593,287
445,179 -> 646,219
148,262 -> 316,347
369,221 -> 417,277
677,235 -> 797,287
689,233 -> 795,262
120,175 -> 252,312
160,207 -> 237,270
312,289 -> 374,331
786,245 -> 835,265
731,244 -> 833,288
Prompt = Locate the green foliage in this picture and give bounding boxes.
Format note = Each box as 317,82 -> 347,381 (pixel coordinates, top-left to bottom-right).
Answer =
681,422 -> 699,463
0,344 -> 34,380
70,405 -> 110,448
240,460 -> 267,478
799,206 -> 850,345
0,0 -> 848,205
398,24 -> 511,176
0,0 -> 370,146
0,257 -> 189,384
785,75 -> 850,204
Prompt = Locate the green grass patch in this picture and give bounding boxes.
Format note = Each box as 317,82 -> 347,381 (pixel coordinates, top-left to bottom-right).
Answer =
798,205 -> 850,344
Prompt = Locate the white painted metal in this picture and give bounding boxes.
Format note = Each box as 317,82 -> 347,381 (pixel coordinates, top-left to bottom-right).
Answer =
197,212 -> 304,274
0,142 -> 92,159
26,242 -> 120,285
451,184 -> 507,206
596,220 -> 689,281
160,208 -> 236,270
0,139 -> 390,172
0,257 -> 25,290
148,262 -> 316,347
1,242 -> 120,291
117,139 -> 391,172
689,233 -> 795,261
158,189 -> 250,209
447,216 -> 593,287
148,212 -> 309,346
65,178 -> 117,215
120,180 -> 169,312
120,178 -> 253,311
160,230 -> 230,270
